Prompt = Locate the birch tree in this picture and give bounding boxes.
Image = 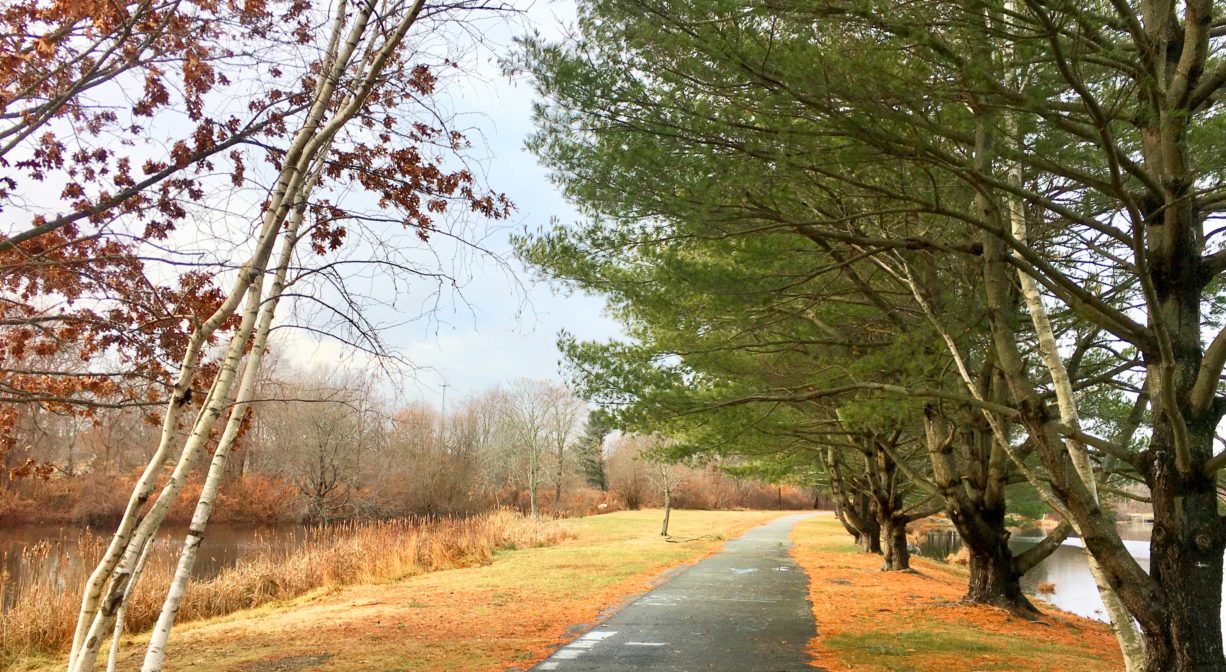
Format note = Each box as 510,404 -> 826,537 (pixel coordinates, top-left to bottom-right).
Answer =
0,0 -> 360,475
63,1 -> 512,669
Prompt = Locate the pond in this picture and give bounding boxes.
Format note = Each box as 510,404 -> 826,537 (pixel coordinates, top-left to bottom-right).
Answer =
917,522 -> 1226,632
0,523 -> 312,610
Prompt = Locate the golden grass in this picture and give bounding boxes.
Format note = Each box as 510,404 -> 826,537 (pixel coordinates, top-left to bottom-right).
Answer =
11,509 -> 783,671
791,515 -> 1123,672
1,511 -> 567,666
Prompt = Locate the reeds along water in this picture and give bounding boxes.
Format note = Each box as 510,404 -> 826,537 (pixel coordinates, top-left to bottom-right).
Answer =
0,511 -> 568,659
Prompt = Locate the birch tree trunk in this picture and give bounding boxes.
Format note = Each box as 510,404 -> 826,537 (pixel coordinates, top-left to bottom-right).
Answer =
997,13 -> 1144,655
138,158 -> 321,672
65,1 -> 434,669
1006,149 -> 1145,671
104,537 -> 154,672
70,264 -> 271,672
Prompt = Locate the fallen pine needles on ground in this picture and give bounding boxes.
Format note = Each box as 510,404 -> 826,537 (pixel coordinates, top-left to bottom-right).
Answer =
790,515 -> 1122,672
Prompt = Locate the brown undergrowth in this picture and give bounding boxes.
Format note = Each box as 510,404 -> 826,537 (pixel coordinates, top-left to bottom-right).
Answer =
0,473 -> 299,526
1,511 -> 567,665
791,514 -> 1122,672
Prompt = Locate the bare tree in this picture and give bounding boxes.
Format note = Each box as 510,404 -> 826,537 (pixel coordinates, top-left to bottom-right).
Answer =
545,386 -> 586,513
66,1 -> 512,669
283,370 -> 383,522
643,440 -> 688,537
496,380 -> 555,518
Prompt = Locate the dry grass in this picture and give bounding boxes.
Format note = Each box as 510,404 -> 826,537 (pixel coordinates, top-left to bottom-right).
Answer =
945,546 -> 970,565
0,511 -> 567,664
12,509 -> 783,672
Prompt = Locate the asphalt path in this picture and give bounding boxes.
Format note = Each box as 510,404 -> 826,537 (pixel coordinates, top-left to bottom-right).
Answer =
529,513 -> 819,672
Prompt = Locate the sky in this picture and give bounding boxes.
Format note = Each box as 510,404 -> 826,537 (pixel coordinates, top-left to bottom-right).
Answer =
277,0 -> 625,408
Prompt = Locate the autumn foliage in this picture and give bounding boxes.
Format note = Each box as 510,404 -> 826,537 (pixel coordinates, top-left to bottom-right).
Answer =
0,0 -> 512,480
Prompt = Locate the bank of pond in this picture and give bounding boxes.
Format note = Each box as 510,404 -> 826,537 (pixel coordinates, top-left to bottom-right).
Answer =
916,521 -> 1204,630
0,513 -> 568,660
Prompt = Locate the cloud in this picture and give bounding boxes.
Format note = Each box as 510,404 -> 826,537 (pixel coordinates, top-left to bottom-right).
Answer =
278,2 -> 626,407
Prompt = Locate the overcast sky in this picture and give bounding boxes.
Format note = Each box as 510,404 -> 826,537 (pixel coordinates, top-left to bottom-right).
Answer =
277,1 -> 624,408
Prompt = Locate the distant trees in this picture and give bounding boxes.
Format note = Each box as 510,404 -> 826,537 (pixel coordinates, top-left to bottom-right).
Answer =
495,380 -> 552,518
493,379 -> 586,517
545,387 -> 586,505
605,435 -> 650,510
269,371 -> 383,522
0,355 -> 816,528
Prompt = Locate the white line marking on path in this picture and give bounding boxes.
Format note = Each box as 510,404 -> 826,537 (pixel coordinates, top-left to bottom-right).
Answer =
625,642 -> 667,647
581,630 -> 618,640
539,628 -> 617,669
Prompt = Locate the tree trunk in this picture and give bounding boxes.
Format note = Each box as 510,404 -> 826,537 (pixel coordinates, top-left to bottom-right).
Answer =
966,542 -> 1028,608
835,491 -> 881,554
868,435 -> 907,571
880,515 -> 909,571
140,193 -> 305,671
923,404 -> 1058,614
827,448 -> 882,555
660,489 -> 671,536
858,512 -> 882,554
1139,428 -> 1226,672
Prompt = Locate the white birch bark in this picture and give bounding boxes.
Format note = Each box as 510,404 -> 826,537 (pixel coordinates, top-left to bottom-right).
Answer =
67,251 -> 270,670
876,256 -> 1072,518
66,1 -> 435,670
69,260 -> 271,672
103,536 -> 154,672
69,10 -> 361,672
139,157 -> 321,672
997,3 -> 1143,660
1006,157 -> 1147,671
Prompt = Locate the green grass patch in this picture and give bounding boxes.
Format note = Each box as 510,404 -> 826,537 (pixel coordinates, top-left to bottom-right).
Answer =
828,624 -> 1104,670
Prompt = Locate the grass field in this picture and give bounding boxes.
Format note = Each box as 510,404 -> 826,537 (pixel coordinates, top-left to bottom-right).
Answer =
790,515 -> 1124,672
13,511 -> 1119,672
14,509 -> 783,672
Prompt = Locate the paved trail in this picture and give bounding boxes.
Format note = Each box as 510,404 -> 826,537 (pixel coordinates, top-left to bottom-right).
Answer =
530,513 -> 818,672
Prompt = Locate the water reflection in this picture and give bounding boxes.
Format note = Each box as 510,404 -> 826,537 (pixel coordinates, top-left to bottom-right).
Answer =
917,522 -> 1225,631
0,524 -> 310,610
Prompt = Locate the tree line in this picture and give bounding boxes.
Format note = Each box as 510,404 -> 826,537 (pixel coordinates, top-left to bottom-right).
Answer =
3,361 -> 814,521
516,2 -> 1226,671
